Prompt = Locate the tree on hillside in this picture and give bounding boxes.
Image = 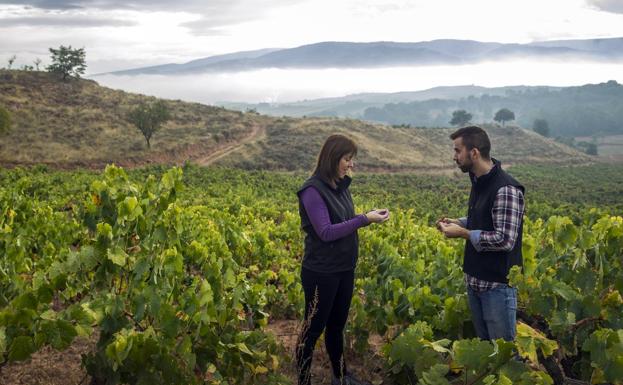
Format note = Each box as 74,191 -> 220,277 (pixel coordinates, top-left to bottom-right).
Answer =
585,143 -> 598,156
0,105 -> 11,135
127,101 -> 171,149
494,108 -> 515,126
34,58 -> 42,71
533,118 -> 550,137
577,140 -> 599,156
555,136 -> 575,147
7,55 -> 16,70
46,45 -> 86,81
449,109 -> 473,126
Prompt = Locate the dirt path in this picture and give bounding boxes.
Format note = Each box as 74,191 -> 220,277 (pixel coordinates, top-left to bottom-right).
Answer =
195,123 -> 266,166
0,123 -> 267,171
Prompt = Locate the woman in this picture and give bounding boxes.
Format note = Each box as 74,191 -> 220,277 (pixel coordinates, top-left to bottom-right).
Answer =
296,134 -> 389,385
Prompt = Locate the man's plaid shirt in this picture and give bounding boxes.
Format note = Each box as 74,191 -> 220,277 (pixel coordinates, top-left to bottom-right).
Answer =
461,185 -> 525,292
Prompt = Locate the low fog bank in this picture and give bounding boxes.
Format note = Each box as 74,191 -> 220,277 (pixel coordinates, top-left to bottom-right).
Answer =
94,60 -> 623,105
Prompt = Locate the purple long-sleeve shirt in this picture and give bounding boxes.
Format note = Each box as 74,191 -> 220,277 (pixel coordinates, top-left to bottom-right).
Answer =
300,186 -> 369,242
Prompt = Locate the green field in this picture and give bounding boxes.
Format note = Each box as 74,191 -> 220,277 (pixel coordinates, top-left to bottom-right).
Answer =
1,163 -> 622,384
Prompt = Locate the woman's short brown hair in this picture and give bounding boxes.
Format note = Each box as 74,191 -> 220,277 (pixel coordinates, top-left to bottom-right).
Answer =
313,134 -> 358,182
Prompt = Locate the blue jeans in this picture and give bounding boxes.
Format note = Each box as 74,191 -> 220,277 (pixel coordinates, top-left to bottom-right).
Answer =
467,284 -> 517,341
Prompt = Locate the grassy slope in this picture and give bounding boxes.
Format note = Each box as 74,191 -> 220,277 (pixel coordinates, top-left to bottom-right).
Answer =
215,117 -> 592,171
0,70 -> 592,170
0,70 -> 261,167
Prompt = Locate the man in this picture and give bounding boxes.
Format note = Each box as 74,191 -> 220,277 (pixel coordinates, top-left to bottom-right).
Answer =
437,126 -> 525,341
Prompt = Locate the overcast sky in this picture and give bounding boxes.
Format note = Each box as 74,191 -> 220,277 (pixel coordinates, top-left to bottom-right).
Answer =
2,0 -> 623,73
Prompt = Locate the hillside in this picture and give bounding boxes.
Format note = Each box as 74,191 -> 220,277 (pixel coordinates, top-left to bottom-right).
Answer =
213,118 -> 592,171
362,81 -> 623,137
221,85 -> 556,119
225,81 -> 623,138
0,70 -> 591,170
0,70 -> 263,167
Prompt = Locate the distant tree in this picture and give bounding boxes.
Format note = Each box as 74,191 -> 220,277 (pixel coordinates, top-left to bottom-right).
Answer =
34,58 -> 42,71
533,118 -> 550,137
494,108 -> 515,126
575,140 -> 599,156
46,45 -> 86,81
392,123 -> 412,129
449,109 -> 473,126
7,55 -> 16,70
0,105 -> 11,134
127,101 -> 171,149
585,143 -> 598,156
555,136 -> 575,147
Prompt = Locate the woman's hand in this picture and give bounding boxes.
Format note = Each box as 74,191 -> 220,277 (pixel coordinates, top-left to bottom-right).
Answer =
366,208 -> 390,223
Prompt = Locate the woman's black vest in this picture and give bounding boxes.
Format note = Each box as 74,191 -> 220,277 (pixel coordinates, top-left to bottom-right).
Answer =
464,160 -> 525,283
297,175 -> 358,273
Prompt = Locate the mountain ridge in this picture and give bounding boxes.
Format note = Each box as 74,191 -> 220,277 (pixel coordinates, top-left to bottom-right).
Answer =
98,38 -> 623,76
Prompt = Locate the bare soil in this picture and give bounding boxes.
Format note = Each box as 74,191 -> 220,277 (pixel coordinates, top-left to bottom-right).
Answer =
0,320 -> 387,385
266,319 -> 387,385
0,334 -> 96,385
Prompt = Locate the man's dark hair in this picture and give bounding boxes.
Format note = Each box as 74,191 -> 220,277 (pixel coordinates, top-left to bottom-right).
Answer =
313,134 -> 358,182
450,126 -> 491,159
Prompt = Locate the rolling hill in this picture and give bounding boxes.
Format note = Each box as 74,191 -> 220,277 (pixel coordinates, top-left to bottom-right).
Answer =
0,70 -> 592,171
0,70 -> 262,168
220,85 -> 555,119
211,117 -> 592,171
223,81 -> 623,138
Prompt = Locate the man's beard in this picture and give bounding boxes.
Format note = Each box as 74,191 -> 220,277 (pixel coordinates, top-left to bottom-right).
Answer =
457,157 -> 473,173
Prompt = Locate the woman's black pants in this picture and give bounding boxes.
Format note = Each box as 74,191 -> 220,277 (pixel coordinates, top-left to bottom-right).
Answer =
296,267 -> 355,385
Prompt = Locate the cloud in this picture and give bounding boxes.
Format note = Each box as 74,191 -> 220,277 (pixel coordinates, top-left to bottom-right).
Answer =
179,20 -> 230,36
0,0 -> 82,10
0,6 -> 138,29
587,0 -> 623,14
0,14 -> 136,27
0,0 -> 303,36
0,0 -> 296,16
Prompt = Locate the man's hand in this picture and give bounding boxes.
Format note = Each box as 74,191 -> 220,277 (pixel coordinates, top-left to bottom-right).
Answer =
438,222 -> 470,239
436,217 -> 460,231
